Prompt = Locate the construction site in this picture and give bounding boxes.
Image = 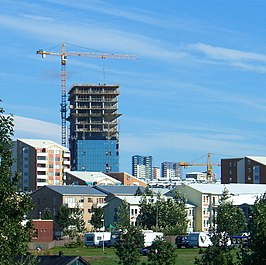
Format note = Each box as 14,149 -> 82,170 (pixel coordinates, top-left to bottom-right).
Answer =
36,42 -> 136,174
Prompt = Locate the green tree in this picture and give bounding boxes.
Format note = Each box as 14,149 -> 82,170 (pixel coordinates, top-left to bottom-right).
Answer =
138,190 -> 188,235
0,103 -> 33,264
55,204 -> 71,235
216,188 -> 246,237
146,237 -> 177,265
70,204 -> 85,235
42,207 -> 53,220
239,192 -> 266,265
195,188 -> 247,265
115,198 -> 130,231
195,233 -> 235,265
138,193 -> 156,229
90,207 -> 104,230
134,186 -> 143,196
115,226 -> 144,265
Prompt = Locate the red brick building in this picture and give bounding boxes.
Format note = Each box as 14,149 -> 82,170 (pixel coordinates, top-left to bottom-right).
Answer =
31,220 -> 53,242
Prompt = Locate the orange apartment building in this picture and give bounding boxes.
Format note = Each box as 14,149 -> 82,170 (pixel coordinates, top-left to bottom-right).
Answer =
12,139 -> 70,191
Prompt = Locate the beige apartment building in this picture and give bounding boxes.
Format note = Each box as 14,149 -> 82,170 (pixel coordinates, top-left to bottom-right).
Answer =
12,139 -> 70,191
177,183 -> 266,232
30,185 -> 107,231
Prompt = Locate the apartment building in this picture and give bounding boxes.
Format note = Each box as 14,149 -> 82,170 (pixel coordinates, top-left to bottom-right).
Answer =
132,155 -> 153,179
161,162 -> 181,180
177,183 -> 266,232
221,156 -> 266,184
68,83 -> 121,173
30,185 -> 107,231
12,139 -> 70,191
104,195 -> 195,232
152,167 -> 160,179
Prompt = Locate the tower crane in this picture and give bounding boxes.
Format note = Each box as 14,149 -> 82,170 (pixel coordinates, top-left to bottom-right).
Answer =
179,152 -> 221,183
36,42 -> 137,147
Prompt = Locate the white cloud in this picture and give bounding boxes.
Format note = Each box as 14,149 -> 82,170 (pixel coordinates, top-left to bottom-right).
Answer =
12,115 -> 61,143
189,43 -> 266,62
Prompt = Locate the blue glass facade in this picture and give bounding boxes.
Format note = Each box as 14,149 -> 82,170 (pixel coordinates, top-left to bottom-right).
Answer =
77,139 -> 119,172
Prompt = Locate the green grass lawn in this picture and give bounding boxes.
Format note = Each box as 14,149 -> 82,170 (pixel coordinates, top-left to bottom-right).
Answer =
36,246 -> 200,265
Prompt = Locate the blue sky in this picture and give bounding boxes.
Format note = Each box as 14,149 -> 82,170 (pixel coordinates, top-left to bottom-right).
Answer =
1,0 -> 266,177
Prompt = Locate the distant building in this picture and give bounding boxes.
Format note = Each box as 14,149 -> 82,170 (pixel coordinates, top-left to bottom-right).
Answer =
152,167 -> 160,179
132,155 -> 153,179
68,83 -> 121,173
221,156 -> 266,184
12,139 -> 70,191
186,172 -> 207,183
161,162 -> 181,179
107,172 -> 147,187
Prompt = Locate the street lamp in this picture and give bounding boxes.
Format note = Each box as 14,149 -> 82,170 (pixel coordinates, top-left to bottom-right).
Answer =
101,218 -> 105,253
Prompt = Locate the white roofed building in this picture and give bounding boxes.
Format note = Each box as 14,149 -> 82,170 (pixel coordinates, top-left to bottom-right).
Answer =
65,171 -> 121,186
176,183 -> 266,232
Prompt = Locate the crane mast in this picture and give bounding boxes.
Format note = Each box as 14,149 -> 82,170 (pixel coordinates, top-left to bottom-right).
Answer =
36,42 -> 137,147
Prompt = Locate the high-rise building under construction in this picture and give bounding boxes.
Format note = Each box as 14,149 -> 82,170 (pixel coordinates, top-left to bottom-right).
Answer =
68,83 -> 121,172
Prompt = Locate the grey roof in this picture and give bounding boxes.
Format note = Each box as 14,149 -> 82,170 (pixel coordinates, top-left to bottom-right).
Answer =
45,185 -> 106,196
94,185 -> 145,195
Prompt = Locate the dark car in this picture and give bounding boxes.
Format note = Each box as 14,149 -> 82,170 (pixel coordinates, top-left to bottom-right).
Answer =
140,245 -> 154,256
175,235 -> 189,248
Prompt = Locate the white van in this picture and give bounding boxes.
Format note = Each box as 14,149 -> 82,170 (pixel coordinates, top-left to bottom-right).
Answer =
142,230 -> 164,247
84,232 -> 111,246
187,232 -> 212,248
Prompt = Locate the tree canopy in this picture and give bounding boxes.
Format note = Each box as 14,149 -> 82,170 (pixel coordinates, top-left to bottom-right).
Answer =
115,226 -> 144,265
90,207 -> 104,230
138,189 -> 188,235
115,198 -> 130,231
216,188 -> 246,237
0,102 -> 33,264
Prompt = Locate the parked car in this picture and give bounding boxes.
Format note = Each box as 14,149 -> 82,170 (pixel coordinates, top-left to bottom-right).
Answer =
140,244 -> 154,256
175,235 -> 189,248
187,232 -> 212,248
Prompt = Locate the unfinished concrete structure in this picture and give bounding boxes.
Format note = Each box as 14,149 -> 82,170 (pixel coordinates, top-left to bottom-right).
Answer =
68,83 -> 121,172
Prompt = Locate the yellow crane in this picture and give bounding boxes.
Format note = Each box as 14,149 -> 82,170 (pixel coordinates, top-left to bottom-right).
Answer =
179,152 -> 221,182
36,42 -> 137,146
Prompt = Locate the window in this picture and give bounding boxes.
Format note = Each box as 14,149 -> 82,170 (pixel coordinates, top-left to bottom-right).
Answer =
79,197 -> 84,203
32,229 -> 38,239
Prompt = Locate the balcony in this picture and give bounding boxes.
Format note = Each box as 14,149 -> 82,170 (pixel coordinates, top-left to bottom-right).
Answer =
37,167 -> 47,171
67,202 -> 84,208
